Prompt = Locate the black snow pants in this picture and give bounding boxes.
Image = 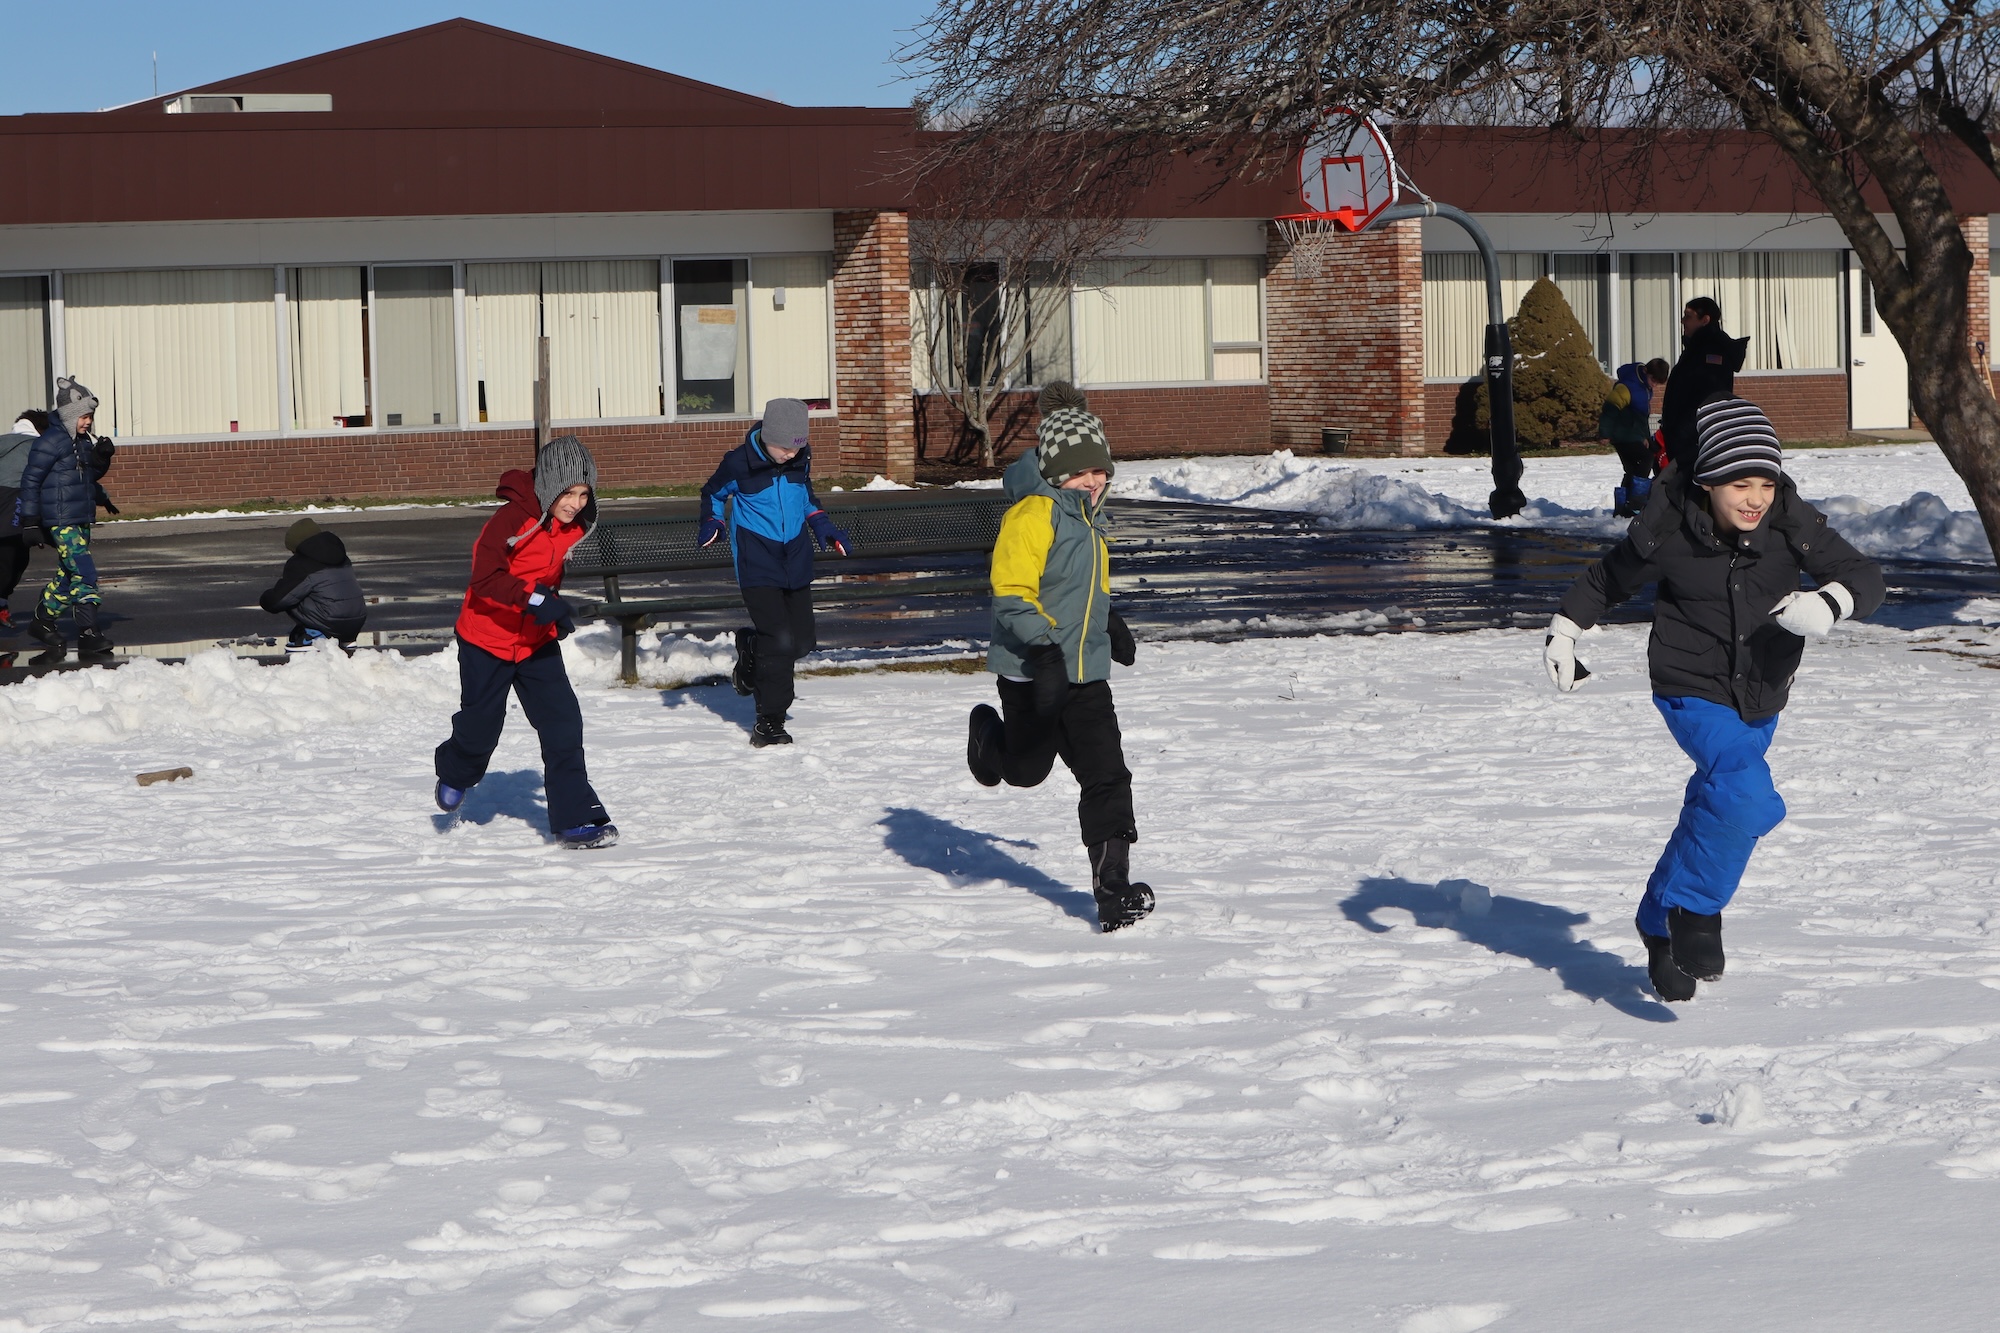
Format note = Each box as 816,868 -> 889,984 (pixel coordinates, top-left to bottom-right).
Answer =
435,636 -> 609,833
994,676 -> 1136,846
741,584 -> 817,719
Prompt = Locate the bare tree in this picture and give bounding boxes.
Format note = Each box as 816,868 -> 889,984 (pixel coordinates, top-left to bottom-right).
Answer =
908,0 -> 2000,558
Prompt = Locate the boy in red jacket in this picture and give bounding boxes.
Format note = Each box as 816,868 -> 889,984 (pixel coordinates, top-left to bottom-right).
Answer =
433,435 -> 617,849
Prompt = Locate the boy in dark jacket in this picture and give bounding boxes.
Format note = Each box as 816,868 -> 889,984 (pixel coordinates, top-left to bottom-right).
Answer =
1599,360 -> 1669,517
0,409 -> 47,633
698,398 -> 849,748
16,378 -> 115,663
1545,396 -> 1884,1002
433,435 -> 617,850
965,383 -> 1152,933
259,517 -> 368,650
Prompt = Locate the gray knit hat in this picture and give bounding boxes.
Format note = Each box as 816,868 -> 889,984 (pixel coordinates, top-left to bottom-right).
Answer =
54,376 -> 98,436
1693,397 -> 1782,486
760,398 -> 811,454
534,434 -> 599,535
1035,382 -> 1114,486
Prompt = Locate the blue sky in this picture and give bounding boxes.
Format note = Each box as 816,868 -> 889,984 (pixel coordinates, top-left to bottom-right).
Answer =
0,0 -> 936,115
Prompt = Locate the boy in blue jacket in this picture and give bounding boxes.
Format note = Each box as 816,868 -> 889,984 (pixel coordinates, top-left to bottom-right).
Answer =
698,399 -> 849,747
17,378 -> 116,664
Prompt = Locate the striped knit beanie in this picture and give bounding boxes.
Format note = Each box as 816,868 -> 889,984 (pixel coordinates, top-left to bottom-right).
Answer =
1692,397 -> 1782,485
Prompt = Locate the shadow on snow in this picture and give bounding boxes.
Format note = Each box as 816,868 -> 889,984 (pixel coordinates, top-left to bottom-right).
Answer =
1340,877 -> 1674,1023
878,807 -> 1096,925
432,768 -> 549,836
658,679 -> 757,735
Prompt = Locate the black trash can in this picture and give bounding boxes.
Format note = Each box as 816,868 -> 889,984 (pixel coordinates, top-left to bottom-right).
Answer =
1320,427 -> 1352,455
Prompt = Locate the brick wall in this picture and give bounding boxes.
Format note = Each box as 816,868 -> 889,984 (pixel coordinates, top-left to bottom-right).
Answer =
1965,215 -> 1991,370
1264,217 -> 1426,456
915,384 -> 1273,463
101,416 -> 841,512
832,210 -> 917,482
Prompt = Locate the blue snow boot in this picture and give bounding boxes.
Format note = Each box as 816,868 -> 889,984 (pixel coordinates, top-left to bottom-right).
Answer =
435,781 -> 467,813
558,822 -> 619,850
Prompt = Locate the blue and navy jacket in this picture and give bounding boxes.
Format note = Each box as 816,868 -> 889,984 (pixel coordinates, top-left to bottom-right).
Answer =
699,427 -> 829,590
17,422 -> 110,529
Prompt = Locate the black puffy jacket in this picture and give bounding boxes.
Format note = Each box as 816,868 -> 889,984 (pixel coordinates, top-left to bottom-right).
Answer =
259,530 -> 368,632
1660,322 -> 1749,473
17,424 -> 113,528
1559,467 -> 1885,721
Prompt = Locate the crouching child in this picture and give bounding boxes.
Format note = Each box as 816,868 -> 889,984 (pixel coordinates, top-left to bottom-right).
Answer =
433,435 -> 617,850
965,383 -> 1153,933
698,397 -> 849,748
260,517 -> 367,650
1544,396 -> 1883,1001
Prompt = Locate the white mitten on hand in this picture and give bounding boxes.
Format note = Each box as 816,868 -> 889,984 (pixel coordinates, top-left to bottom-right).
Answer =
1544,614 -> 1590,692
1772,583 -> 1854,637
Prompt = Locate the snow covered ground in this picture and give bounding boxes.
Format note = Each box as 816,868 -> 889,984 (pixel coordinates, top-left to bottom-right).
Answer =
1102,445 -> 1994,565
4,617 -> 2000,1330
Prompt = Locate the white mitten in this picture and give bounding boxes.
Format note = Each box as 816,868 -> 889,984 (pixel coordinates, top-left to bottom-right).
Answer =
1544,614 -> 1590,691
1772,583 -> 1854,637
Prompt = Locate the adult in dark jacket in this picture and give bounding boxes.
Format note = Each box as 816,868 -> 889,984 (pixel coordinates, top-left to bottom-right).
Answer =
259,517 -> 368,648
1659,298 -> 1749,474
0,409 -> 47,633
1544,396 -> 1884,1003
697,398 -> 849,747
17,378 -> 115,663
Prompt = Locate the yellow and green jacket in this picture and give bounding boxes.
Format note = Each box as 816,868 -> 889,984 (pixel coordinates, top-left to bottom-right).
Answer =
987,450 -> 1113,683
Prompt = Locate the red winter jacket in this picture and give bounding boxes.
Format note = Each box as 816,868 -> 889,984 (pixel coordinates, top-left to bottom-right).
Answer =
455,470 -> 587,661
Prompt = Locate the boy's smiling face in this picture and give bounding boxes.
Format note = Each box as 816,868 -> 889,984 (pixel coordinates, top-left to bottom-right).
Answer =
551,483 -> 591,525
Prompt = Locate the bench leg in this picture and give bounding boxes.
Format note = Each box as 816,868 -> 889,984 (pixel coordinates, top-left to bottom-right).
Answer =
619,616 -> 643,685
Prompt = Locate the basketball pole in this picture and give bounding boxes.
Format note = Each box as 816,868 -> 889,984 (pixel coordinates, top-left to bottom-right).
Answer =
1376,202 -> 1527,519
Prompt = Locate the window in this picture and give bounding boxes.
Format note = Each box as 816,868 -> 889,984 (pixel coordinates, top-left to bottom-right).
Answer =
287,267 -> 366,430
673,259 -> 748,416
1681,251 -> 1841,370
750,255 -> 831,408
1210,257 -> 1263,379
0,277 -> 50,417
1073,259 -> 1208,383
1551,254 -> 1609,366
373,266 -> 457,427
66,267 -> 279,437
1620,254 -> 1678,368
908,262 -> 1072,393
543,260 -> 662,419
1421,252 -> 1547,378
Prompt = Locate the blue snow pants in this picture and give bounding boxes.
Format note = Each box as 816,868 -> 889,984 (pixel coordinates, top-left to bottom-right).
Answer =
435,637 -> 609,835
1636,695 -> 1786,937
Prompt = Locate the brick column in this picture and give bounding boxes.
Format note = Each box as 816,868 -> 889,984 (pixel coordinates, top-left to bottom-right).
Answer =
1963,215 -> 1993,390
1263,216 -> 1425,456
832,210 -> 916,482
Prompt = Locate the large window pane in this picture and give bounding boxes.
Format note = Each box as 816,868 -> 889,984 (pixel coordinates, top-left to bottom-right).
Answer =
1422,253 -> 1484,379
288,267 -> 365,430
1551,254 -> 1608,367
674,259 -> 748,415
1621,254 -> 1678,368
1210,256 -> 1262,380
1073,258 -> 1207,384
750,255 -> 831,406
1681,251 -> 1840,370
466,262 -> 539,423
0,277 -> 49,416
545,259 -> 662,419
374,266 -> 456,427
66,267 -> 278,437
1023,265 -> 1073,386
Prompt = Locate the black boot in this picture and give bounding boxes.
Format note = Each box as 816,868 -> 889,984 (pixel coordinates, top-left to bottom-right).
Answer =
75,630 -> 116,664
731,628 -> 756,696
1668,907 -> 1725,981
1638,926 -> 1697,1002
966,704 -> 1003,787
1088,838 -> 1154,933
750,714 -> 793,748
27,607 -> 64,664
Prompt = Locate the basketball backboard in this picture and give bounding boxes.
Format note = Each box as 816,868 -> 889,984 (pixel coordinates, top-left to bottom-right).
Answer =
1295,110 -> 1398,232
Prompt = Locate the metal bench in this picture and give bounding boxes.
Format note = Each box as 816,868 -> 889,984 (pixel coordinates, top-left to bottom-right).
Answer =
568,491 -> 1009,681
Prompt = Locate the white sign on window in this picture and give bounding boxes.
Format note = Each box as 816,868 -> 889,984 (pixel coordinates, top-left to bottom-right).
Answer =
680,304 -> 739,381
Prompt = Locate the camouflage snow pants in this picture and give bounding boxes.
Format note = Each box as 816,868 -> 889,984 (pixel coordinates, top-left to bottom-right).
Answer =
39,524 -> 102,620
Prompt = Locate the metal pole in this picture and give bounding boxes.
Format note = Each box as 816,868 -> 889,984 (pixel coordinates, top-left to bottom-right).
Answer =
1377,202 -> 1526,518
534,335 -> 551,458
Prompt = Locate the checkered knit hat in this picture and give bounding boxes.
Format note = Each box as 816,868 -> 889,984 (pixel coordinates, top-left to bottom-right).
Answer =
1693,397 -> 1782,486
1035,382 -> 1114,486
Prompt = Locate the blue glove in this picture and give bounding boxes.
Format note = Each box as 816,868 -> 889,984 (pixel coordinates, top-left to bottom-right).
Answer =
697,517 -> 726,548
807,510 -> 849,555
528,586 -> 574,638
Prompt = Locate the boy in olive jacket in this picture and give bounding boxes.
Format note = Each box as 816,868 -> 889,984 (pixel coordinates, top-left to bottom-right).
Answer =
966,383 -> 1151,932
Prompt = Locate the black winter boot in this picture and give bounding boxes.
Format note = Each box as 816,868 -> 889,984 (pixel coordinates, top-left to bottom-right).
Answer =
1638,926 -> 1697,1003
731,628 -> 756,696
966,704 -> 1003,787
75,630 -> 116,664
750,714 -> 793,748
27,607 -> 62,652
1668,907 -> 1725,981
1088,838 -> 1154,933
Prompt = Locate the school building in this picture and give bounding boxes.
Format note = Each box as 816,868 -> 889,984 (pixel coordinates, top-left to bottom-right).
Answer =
2,20 -> 1995,509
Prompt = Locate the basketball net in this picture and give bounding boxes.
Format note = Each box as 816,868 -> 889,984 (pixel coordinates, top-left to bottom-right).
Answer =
1273,212 -> 1355,280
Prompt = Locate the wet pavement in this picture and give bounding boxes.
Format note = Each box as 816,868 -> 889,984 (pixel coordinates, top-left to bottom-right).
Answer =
0,493 -> 1991,680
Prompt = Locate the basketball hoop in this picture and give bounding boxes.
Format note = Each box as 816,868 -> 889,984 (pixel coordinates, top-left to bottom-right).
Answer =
1274,109 -> 1401,278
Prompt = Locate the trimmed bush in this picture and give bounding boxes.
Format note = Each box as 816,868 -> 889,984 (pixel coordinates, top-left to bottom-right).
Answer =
1476,276 -> 1612,448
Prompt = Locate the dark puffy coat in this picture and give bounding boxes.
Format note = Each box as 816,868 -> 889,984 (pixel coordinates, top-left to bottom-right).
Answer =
698,429 -> 827,590
0,429 -> 32,536
260,530 -> 368,635
1559,467 -> 1885,721
1660,322 -> 1748,473
17,423 -> 112,528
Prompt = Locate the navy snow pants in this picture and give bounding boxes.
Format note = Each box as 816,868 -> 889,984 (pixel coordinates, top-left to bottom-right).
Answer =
1637,694 -> 1786,936
435,636 -> 609,834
